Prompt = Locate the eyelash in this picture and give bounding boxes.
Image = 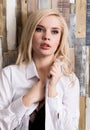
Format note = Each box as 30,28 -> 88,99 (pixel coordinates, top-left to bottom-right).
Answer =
36,27 -> 44,32
35,27 -> 59,34
51,30 -> 59,34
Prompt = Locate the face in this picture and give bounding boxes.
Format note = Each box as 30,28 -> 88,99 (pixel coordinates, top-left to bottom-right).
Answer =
32,15 -> 62,58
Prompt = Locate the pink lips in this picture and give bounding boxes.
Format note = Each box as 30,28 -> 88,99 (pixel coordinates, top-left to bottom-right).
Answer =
40,43 -> 50,49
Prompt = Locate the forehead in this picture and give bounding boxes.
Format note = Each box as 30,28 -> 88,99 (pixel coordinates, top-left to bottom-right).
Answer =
38,15 -> 60,27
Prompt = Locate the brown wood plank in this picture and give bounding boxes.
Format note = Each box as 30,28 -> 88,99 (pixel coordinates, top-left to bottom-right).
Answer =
69,48 -> 75,70
21,0 -> 27,28
76,0 -> 86,38
27,0 -> 37,14
0,38 -> 3,69
0,4 -> 3,37
3,51 -> 17,67
79,96 -> 86,130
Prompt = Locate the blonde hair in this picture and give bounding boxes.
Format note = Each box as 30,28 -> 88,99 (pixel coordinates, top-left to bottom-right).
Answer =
16,9 -> 73,76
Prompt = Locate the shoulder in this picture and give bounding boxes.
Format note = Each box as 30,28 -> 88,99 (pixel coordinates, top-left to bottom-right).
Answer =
60,73 -> 80,88
0,63 -> 26,77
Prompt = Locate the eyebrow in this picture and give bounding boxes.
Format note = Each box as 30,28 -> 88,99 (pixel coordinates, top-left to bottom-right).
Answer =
37,24 -> 61,30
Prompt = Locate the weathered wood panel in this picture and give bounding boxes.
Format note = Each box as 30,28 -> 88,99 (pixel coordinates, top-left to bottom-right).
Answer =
69,48 -> 75,70
57,0 -> 70,26
0,3 -> 3,37
1,0 -> 7,52
27,0 -> 37,13
38,0 -> 52,9
70,0 -> 75,3
70,13 -> 76,47
86,98 -> 90,130
76,0 -> 86,38
6,0 -> 16,50
52,0 -> 58,8
75,39 -> 87,96
0,38 -> 3,69
86,0 -> 90,45
79,97 -> 85,130
16,0 -> 22,46
3,50 -> 17,67
21,0 -> 27,28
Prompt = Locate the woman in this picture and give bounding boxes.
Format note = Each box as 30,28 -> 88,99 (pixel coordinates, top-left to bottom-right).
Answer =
0,9 -> 80,130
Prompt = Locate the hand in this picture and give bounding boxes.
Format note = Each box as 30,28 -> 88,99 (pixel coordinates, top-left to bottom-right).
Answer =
22,80 -> 45,107
48,61 -> 63,97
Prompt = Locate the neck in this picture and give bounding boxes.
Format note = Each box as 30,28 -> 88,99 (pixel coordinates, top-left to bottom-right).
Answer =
34,55 -> 55,68
33,55 -> 55,80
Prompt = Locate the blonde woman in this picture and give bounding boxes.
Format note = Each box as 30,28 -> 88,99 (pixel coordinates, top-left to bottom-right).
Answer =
0,9 -> 80,130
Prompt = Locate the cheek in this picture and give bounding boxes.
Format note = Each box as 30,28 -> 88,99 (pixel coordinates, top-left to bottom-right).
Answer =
52,38 -> 60,52
53,37 -> 60,47
32,33 -> 41,44
53,43 -> 60,51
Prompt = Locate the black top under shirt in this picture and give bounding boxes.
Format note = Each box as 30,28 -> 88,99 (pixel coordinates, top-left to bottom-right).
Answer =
28,104 -> 45,130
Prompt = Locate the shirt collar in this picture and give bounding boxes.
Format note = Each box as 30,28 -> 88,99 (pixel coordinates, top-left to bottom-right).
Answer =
26,61 -> 39,79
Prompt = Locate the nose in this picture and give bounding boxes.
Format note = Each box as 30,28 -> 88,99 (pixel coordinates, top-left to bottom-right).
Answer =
42,37 -> 50,40
42,31 -> 50,41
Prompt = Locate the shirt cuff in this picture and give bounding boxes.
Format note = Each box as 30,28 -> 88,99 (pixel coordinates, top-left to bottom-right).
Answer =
46,95 -> 62,111
46,95 -> 63,120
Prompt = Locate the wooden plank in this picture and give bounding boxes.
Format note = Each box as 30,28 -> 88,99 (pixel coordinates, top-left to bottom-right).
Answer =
79,96 -> 85,130
86,0 -> 90,45
70,3 -> 75,14
51,0 -> 58,8
0,4 -> 3,37
56,0 -> 70,26
89,47 -> 90,97
21,0 -> 27,28
70,0 -> 75,3
86,97 -> 90,130
38,0 -> 52,9
2,0 -> 7,51
27,0 -> 37,14
2,16 -> 8,52
70,14 -> 76,47
76,0 -> 86,38
0,38 -> 3,69
75,39 -> 87,96
0,0 -> 2,4
3,50 -> 17,67
6,0 -> 16,50
3,0 -> 6,16
85,47 -> 90,97
16,0 -> 22,46
69,48 -> 75,70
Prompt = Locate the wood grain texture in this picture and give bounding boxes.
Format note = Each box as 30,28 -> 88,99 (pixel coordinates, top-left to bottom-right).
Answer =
0,4 -> 3,37
27,0 -> 37,13
79,96 -> 85,130
86,0 -> 90,45
6,0 -> 16,50
21,0 -> 27,28
76,0 -> 86,38
3,50 -> 17,67
0,38 -> 2,69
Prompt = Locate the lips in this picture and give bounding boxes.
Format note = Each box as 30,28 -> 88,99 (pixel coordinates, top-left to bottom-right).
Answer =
40,43 -> 50,49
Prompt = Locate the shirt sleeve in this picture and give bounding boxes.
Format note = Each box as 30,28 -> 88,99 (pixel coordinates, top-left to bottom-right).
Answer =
46,76 -> 80,130
0,68 -> 29,130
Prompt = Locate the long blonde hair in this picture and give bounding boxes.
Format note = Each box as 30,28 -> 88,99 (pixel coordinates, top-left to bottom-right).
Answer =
16,9 -> 73,76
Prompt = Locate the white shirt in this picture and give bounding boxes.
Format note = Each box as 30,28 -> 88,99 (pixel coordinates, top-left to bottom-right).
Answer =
0,61 -> 80,130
